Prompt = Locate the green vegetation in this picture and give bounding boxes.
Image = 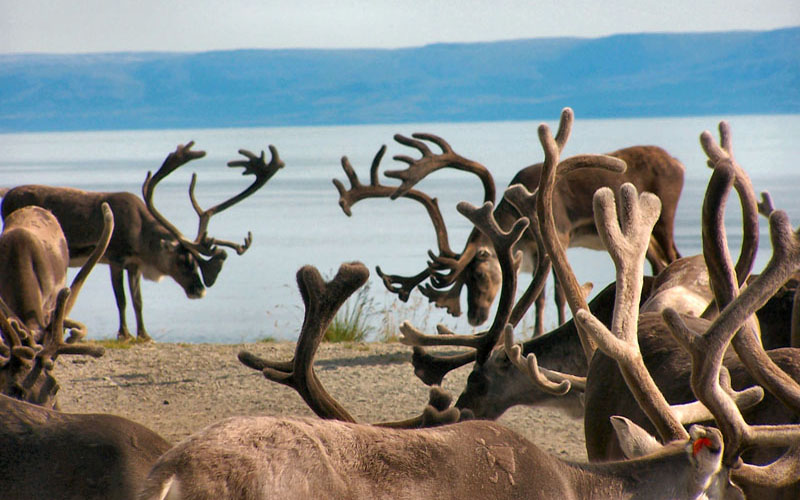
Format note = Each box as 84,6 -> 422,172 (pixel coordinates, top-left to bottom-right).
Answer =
90,338 -> 145,349
324,282 -> 376,343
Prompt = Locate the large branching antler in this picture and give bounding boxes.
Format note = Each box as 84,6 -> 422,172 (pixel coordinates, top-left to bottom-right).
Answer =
657,124 -> 800,487
333,145 -> 462,302
385,133 -> 498,292
238,263 -> 461,428
190,145 -> 284,255
664,175 -> 800,484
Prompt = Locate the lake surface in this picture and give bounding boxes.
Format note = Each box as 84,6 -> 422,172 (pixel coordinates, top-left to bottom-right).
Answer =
1,114 -> 799,342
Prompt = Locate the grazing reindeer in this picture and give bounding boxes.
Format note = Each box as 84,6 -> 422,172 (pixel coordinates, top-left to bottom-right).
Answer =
0,206 -> 69,337
2,142 -> 283,340
0,202 -> 117,343
333,120 -> 683,334
0,205 -> 172,500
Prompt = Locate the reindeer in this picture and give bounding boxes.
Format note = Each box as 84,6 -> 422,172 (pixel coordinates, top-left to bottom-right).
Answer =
1,142 -> 283,341
0,201 -> 121,343
0,206 -> 69,338
333,123 -> 683,335
0,205 -> 172,500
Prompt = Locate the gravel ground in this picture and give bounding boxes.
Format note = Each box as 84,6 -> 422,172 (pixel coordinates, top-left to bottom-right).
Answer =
56,341 -> 587,462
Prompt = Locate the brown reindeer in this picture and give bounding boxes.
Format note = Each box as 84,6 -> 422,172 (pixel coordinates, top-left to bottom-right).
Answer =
0,206 -> 172,500
1,142 -> 283,340
333,118 -> 683,335
0,202 -> 118,343
0,206 -> 69,337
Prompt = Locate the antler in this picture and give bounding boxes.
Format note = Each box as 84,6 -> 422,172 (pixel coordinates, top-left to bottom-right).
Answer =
699,124 -> 800,417
574,182 -> 690,444
61,202 -> 114,341
142,141 -> 206,242
647,121 -> 800,488
238,262 -> 461,428
699,122 -> 761,321
385,132 -> 496,204
385,133 -> 497,291
757,191 -> 776,218
189,145 -> 284,254
535,107 -> 627,362
239,262 -> 368,422
664,202 -> 800,483
502,324 -> 582,395
333,145 -> 461,302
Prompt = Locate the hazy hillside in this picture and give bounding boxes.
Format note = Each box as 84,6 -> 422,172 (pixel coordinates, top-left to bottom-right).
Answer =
1,27 -> 797,132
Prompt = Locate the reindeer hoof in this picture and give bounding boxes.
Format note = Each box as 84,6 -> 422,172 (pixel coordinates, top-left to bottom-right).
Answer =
117,331 -> 134,342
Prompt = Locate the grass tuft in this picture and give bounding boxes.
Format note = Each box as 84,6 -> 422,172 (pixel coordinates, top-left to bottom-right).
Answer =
90,338 -> 148,349
324,281 -> 376,343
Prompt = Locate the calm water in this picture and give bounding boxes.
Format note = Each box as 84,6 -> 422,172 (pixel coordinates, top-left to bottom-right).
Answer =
1,115 -> 799,342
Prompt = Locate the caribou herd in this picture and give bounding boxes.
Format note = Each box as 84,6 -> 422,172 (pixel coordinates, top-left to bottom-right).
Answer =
1,108 -> 799,499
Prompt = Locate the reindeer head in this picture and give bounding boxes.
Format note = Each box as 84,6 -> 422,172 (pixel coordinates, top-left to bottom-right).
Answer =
142,141 -> 284,293
0,289 -> 104,409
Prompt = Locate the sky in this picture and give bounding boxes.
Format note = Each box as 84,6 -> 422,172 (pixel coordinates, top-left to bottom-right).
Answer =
2,0 -> 799,54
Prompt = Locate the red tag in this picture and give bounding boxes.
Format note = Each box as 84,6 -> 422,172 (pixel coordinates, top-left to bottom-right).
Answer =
692,437 -> 713,456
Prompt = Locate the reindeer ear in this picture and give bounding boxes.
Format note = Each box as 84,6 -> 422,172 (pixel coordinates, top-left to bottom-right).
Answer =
611,416 -> 663,458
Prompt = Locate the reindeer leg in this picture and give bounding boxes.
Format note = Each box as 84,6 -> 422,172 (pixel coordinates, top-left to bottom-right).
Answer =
553,272 -> 567,326
127,265 -> 151,341
533,284 -> 546,337
110,264 -> 132,341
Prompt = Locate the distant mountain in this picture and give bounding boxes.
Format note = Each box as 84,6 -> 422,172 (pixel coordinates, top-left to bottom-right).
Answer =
1,28 -> 798,132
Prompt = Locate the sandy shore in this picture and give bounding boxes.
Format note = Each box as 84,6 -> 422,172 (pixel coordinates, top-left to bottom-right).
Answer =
56,341 -> 587,462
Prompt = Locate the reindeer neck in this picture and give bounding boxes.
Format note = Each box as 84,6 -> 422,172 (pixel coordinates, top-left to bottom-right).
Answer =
565,444 -> 713,500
